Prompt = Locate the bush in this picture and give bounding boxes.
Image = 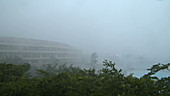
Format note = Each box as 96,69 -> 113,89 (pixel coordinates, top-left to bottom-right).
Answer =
0,61 -> 170,96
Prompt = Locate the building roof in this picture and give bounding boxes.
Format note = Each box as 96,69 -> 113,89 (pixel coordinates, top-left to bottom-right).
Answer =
0,37 -> 71,47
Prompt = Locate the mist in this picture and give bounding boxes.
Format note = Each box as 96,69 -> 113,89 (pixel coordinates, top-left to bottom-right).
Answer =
0,0 -> 170,72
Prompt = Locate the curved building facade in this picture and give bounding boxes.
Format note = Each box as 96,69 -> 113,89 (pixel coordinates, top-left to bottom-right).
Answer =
0,37 -> 81,66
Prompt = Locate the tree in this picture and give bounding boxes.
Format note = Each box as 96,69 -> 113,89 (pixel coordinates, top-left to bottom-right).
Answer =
0,63 -> 30,82
0,56 -> 25,65
0,60 -> 170,96
90,53 -> 98,67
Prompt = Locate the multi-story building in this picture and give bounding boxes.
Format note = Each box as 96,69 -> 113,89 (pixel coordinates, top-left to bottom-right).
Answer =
0,37 -> 81,66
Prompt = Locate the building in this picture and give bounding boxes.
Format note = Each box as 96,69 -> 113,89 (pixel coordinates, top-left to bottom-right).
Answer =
0,37 -> 81,66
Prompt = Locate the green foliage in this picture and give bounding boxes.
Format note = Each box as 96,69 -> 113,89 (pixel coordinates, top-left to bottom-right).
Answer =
143,63 -> 170,78
0,56 -> 25,65
0,61 -> 170,96
90,53 -> 98,66
0,63 -> 30,82
37,63 -> 84,77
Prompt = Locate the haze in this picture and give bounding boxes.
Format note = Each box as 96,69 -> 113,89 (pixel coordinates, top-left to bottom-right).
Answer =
0,0 -> 170,70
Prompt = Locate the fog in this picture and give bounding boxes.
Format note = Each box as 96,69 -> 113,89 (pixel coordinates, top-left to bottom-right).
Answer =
0,0 -> 170,72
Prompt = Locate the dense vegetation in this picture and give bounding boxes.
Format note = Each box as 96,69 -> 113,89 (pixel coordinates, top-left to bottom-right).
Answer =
0,60 -> 170,96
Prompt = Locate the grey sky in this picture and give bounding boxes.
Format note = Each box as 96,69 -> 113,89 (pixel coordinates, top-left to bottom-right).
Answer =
0,0 -> 170,62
